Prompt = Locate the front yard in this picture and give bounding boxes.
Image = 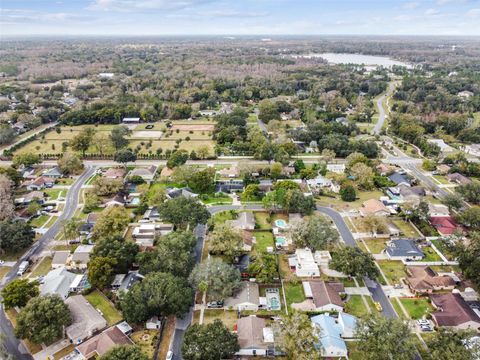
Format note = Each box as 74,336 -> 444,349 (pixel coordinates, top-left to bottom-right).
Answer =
29,215 -> 49,228
196,309 -> 239,331
85,290 -> 123,326
377,260 -> 406,285
399,297 -> 433,319
30,256 -> 52,277
391,219 -> 420,237
420,246 -> 442,262
345,295 -> 369,318
363,238 -> 386,254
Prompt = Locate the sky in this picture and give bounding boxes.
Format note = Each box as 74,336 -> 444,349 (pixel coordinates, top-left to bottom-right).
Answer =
1,0 -> 480,36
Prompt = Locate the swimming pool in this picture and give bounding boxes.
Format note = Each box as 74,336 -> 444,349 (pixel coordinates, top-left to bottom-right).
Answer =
275,219 -> 287,228
266,288 -> 281,311
276,236 -> 286,246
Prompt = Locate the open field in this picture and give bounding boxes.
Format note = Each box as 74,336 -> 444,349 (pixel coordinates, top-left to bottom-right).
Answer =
195,309 -> 238,331
171,124 -> 214,131
85,290 -> 123,326
255,212 -> 272,230
317,190 -> 384,211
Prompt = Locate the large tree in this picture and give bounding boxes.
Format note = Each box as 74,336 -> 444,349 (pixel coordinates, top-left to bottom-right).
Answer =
92,236 -> 139,274
189,258 -> 241,300
425,328 -> 479,360
456,181 -> 480,204
110,125 -> 131,150
12,153 -> 41,168
57,152 -> 83,175
70,127 -> 95,156
291,215 -> 339,251
15,295 -> 72,345
114,149 -> 137,169
208,224 -> 243,261
188,168 -> 216,194
91,206 -> 131,241
93,177 -> 124,196
87,256 -> 117,289
355,314 -> 417,360
456,206 -> 480,231
360,215 -> 389,236
451,231 -> 480,288
248,252 -> 278,283
0,174 -> 15,221
182,320 -> 239,360
92,132 -> 112,156
1,278 -> 39,309
99,345 -> 148,360
275,311 -> 320,360
158,196 -> 210,229
166,149 -> 189,168
330,246 -> 379,279
0,220 -> 35,255
120,272 -> 193,323
136,231 -> 196,278
350,162 -> 374,190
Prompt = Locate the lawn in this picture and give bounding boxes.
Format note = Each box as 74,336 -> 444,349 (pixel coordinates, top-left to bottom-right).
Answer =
317,190 -> 384,211
210,210 -> 237,226
44,188 -> 63,200
131,330 -> 159,359
346,341 -> 363,360
254,212 -> 272,230
377,260 -> 406,285
253,231 -> 274,253
29,215 -> 49,228
85,290 -> 123,326
283,282 -> 305,309
391,298 -> 408,319
30,256 -> 52,277
345,295 -> 369,318
432,175 -> 450,185
431,239 -> 454,260
200,193 -> 232,205
201,309 -> 239,331
363,238 -> 386,254
420,246 -> 442,262
391,219 -> 420,237
399,298 -> 433,319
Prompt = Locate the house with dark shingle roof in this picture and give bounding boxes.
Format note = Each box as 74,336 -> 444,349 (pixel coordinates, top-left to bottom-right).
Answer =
388,172 -> 412,187
405,266 -> 456,294
385,239 -> 424,261
430,293 -> 480,331
292,281 -> 345,312
75,325 -> 133,359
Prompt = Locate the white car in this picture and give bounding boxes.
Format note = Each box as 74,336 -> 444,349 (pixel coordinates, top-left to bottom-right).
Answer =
0,260 -> 4,266
166,351 -> 174,360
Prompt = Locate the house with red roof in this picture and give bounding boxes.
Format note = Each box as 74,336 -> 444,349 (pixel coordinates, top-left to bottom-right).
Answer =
430,216 -> 462,236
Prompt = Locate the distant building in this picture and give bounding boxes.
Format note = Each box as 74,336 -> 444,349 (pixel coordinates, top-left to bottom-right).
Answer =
430,216 -> 462,236
446,172 -> 471,185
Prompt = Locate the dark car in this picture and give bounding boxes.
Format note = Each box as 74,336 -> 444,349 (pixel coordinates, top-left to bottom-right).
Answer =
145,124 -> 154,129
207,300 -> 224,308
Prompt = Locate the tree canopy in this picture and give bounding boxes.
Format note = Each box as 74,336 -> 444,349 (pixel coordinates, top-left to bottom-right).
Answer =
330,246 -> 379,279
158,196 -> 210,229
1,278 -> 39,309
291,215 -> 339,251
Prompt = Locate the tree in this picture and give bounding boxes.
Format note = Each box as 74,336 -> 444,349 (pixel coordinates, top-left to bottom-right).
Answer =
182,320 -> 239,360
270,162 -> 283,179
442,192 -> 464,211
422,159 -> 437,171
167,149 -> 189,168
0,125 -> 16,146
99,345 -> 148,360
346,152 -> 369,170
248,253 -> 278,283
92,132 -> 112,156
148,187 -> 166,207
0,174 -> 15,221
258,100 -> 279,123
1,279 -> 39,309
330,246 -> 379,279
110,125 -> 131,150
12,153 -> 41,168
451,232 -> 480,288
91,206 -> 131,241
189,258 -> 241,300
197,145 -> 211,159
87,256 -> 117,289
292,215 -> 339,251
15,295 -> 72,345
114,149 -> 137,169
350,163 -> 374,190
275,312 -> 320,360
136,231 -> 196,278
0,166 -> 23,186
70,127 -> 95,156
92,237 -> 139,274
340,184 -> 356,202
83,190 -> 100,213
320,148 -> 336,164
282,189 -> 315,215
242,184 -> 261,201
158,196 -> 210,229
0,220 -> 35,255
188,168 -> 215,194
456,181 -> 480,204
425,328 -> 479,360
361,215 -> 389,236
57,152 -> 83,175
121,272 -> 193,323
456,206 -> 480,231
93,177 -> 124,196
61,217 -> 81,241
355,314 -> 417,360
208,224 -> 243,261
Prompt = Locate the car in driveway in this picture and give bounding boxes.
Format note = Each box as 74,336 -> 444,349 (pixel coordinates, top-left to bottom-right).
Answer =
146,124 -> 154,129
207,300 -> 224,308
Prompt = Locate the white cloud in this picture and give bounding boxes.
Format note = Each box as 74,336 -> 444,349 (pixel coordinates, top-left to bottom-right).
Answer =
425,8 -> 440,16
88,0 -> 218,12
466,8 -> 480,18
402,2 -> 420,9
437,0 -> 468,4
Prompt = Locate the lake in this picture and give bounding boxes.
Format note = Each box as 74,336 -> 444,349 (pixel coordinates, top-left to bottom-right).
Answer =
295,53 -> 411,68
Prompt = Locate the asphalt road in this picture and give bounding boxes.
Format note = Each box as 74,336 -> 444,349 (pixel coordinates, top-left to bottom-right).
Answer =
372,82 -> 395,136
0,166 -> 95,360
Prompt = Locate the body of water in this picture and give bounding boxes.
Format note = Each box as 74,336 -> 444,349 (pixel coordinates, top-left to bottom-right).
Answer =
295,53 -> 411,68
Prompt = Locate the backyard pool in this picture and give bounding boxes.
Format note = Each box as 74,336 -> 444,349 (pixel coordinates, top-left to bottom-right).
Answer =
276,236 -> 286,247
266,288 -> 281,311
275,219 -> 287,228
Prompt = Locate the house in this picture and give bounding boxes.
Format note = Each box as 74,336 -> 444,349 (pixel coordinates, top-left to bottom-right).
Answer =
122,117 -> 140,124
111,271 -> 144,293
15,190 -> 46,206
199,109 -> 218,117
159,167 -> 174,179
464,144 -> 480,157
132,224 -> 156,247
70,245 -> 95,269
405,266 -> 456,294
42,166 -> 63,178
40,267 -> 80,300
143,206 -> 160,221
166,187 -> 198,199
387,185 -> 425,205
227,212 -> 255,231
428,203 -> 450,217
282,166 -> 296,177
224,282 -> 260,311
311,313 -> 357,358
288,248 -> 320,277
217,167 -> 240,179
51,251 -> 70,269
65,295 -> 108,344
326,163 -> 345,174
20,166 -> 36,179
360,199 -> 391,217
377,163 -> 394,176
430,216 -> 462,236
306,175 -> 340,193
86,212 -> 100,225
102,194 -> 125,207
235,316 -> 274,357
258,179 -> 273,192
314,251 -> 332,267
458,90 -> 474,99
385,239 -> 424,261
146,316 -> 162,330
26,176 -> 55,191
216,179 -> 244,193
79,222 -> 94,235
129,166 -> 157,182
75,325 -> 134,359
447,172 -> 471,185
98,72 -> 114,78
436,164 -> 451,175
242,231 -> 255,252
103,167 -> 126,179
427,139 -> 455,154
294,281 -> 345,312
388,172 -> 412,187
430,293 -> 480,330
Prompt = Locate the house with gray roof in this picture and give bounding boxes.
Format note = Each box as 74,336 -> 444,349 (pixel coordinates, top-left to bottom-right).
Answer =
388,172 -> 412,187
225,282 -> 260,311
228,212 -> 255,231
65,295 -> 108,344
385,239 -> 424,261
40,267 -> 78,300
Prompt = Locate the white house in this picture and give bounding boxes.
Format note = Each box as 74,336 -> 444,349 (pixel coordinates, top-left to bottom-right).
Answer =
288,248 -> 320,277
132,224 -> 156,247
326,163 -> 345,174
306,176 -> 340,193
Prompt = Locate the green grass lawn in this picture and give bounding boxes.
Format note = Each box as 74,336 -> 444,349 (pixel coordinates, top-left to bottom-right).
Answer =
200,309 -> 238,331
317,190 -> 384,211
391,219 -> 419,237
30,257 -> 52,277
85,290 -> 123,326
29,215 -> 49,228
399,298 -> 433,319
44,188 -> 63,200
210,210 -> 237,226
391,298 -> 408,319
283,282 -> 305,310
253,231 -> 274,253
254,212 -> 272,230
363,238 -> 386,254
432,175 -> 450,185
0,266 -> 12,280
44,216 -> 59,228
420,246 -> 442,262
201,193 -> 232,205
345,295 -> 369,318
431,240 -> 454,260
377,260 -> 406,285
131,330 -> 159,359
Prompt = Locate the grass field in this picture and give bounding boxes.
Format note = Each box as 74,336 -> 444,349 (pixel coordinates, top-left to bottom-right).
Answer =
420,246 -> 442,262
0,266 -> 12,279
377,260 -> 406,285
253,231 -> 274,253
283,282 -> 305,310
199,309 -> 238,330
201,193 -> 232,205
345,295 -> 369,318
85,290 -> 123,326
30,256 -> 52,277
399,298 -> 433,319
391,219 -> 420,237
254,212 -> 272,230
44,188 -> 63,200
210,210 -> 237,226
29,215 -> 49,228
317,190 -> 384,211
363,238 -> 386,254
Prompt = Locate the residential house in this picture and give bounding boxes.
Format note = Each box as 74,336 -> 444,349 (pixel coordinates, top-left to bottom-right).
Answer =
430,216 -> 462,236
387,185 -> 425,205
242,231 -> 255,252
217,166 -> 240,179
288,248 -> 320,277
385,239 -> 424,261
360,199 -> 391,217
314,251 -> 332,267
102,194 -> 125,207
166,187 -> 198,199
464,144 -> 480,157
447,172 -> 471,185
26,176 -> 55,191
311,313 -> 357,358
430,293 -> 480,331
75,325 -> 134,359
216,179 -> 244,193
405,266 -> 456,294
235,316 -> 274,357
143,206 -> 160,221
103,167 -> 126,179
122,117 -> 140,124
65,295 -> 108,344
86,212 -> 100,225
111,271 -> 144,293
388,172 -> 412,187
377,163 -> 394,176
436,164 -> 451,175
306,175 -> 340,193
159,167 -> 174,179
228,212 -> 255,231
129,166 -> 157,182
132,223 -> 156,247
40,267 -> 81,300
224,282 -> 260,312
70,245 -> 95,270
326,163 -> 345,174
16,190 -> 46,206
427,139 -> 455,154
20,166 -> 36,180
428,203 -> 450,217
42,166 -> 63,178
258,179 -> 273,192
51,251 -> 70,269
292,281 -> 345,312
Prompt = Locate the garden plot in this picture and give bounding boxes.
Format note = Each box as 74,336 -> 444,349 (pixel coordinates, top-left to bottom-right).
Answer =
131,131 -> 163,139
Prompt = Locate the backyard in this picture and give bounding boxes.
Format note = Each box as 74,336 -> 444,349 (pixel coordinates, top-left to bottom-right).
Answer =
363,238 -> 386,254
131,330 -> 159,359
283,282 -> 305,310
85,290 -> 123,326
253,231 -> 274,253
254,212 -> 272,230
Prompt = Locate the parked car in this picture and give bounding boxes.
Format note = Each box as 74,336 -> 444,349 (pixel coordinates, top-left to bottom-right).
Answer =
0,260 -> 4,266
69,239 -> 81,245
417,319 -> 429,326
166,351 -> 174,360
207,300 -> 224,308
374,301 -> 383,312
420,325 -> 433,332
146,124 -> 154,129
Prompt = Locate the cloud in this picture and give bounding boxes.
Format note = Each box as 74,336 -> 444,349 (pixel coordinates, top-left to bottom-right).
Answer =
466,8 -> 480,18
402,2 -> 420,9
425,8 -> 440,16
437,0 -> 468,4
0,8 -> 92,24
196,10 -> 268,18
88,0 -> 218,12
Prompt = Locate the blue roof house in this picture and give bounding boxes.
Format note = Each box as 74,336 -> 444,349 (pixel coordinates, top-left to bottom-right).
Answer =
311,313 -> 357,358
